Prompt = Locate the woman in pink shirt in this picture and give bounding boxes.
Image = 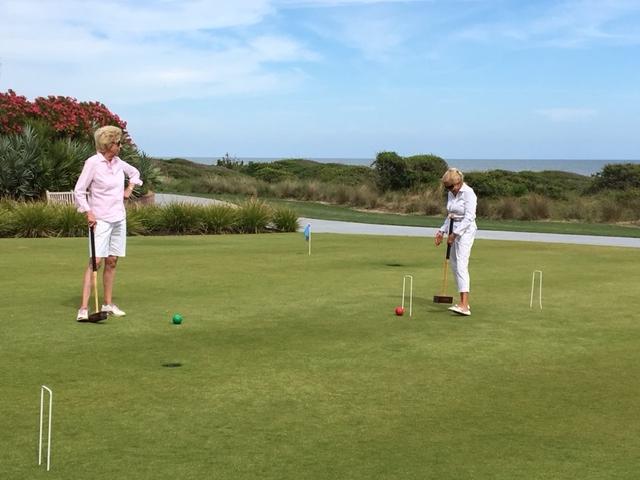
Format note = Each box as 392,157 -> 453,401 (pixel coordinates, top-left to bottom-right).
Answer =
74,126 -> 142,321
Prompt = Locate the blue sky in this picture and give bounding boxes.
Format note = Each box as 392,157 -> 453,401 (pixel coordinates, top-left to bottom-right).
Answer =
1,0 -> 639,159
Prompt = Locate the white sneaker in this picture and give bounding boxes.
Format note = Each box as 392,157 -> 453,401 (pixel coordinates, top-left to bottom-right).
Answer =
448,304 -> 471,312
101,304 -> 126,317
450,305 -> 471,316
76,308 -> 89,321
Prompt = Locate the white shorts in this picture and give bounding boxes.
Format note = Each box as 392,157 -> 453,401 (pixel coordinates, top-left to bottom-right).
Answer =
90,219 -> 127,258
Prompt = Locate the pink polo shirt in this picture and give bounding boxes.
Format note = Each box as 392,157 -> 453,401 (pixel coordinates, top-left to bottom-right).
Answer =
74,153 -> 143,223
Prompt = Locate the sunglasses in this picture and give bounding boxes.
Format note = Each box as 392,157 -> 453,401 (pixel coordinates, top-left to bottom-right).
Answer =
444,183 -> 455,190
114,141 -> 122,147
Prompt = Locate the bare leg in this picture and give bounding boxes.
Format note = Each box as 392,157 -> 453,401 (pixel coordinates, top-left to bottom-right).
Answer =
103,255 -> 118,305
459,292 -> 470,310
80,259 -> 102,309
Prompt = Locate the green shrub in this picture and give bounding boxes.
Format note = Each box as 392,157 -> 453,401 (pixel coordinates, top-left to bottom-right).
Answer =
236,198 -> 271,233
128,204 -> 161,234
159,203 -> 204,234
589,163 -> 640,192
271,207 -> 299,232
252,166 -> 293,183
201,204 -> 237,234
124,205 -> 150,236
372,152 -> 447,192
10,202 -> 56,237
54,204 -> 86,237
405,154 -> 448,187
466,171 -> 524,198
466,170 -> 587,200
243,159 -> 375,186
0,206 -> 14,236
372,151 -> 410,191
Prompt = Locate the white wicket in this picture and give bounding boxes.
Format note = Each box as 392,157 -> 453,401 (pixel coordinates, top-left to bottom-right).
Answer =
38,385 -> 53,471
402,274 -> 414,317
530,270 -> 543,310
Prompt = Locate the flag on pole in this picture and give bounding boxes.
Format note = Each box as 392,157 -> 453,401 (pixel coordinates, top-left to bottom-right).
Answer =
303,223 -> 311,255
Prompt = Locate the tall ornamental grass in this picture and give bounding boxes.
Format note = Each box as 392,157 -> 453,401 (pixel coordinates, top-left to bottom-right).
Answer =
201,204 -> 237,234
236,198 -> 271,233
0,200 -> 298,237
9,202 -> 56,237
159,203 -> 204,234
54,204 -> 86,237
272,207 -> 300,232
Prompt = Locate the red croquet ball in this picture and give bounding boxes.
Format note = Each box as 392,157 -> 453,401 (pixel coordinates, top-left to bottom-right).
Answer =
395,306 -> 405,316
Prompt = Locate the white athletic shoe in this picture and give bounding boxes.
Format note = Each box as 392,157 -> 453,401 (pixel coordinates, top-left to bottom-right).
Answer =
450,305 -> 471,316
448,304 -> 471,312
101,304 -> 126,317
76,308 -> 89,321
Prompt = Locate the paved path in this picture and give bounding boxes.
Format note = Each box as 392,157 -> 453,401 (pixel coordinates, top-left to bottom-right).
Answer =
155,194 -> 640,248
155,193 -> 233,207
299,218 -> 640,248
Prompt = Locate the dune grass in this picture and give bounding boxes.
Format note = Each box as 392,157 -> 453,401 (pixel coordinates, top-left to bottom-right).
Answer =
186,192 -> 640,238
2,234 -> 640,479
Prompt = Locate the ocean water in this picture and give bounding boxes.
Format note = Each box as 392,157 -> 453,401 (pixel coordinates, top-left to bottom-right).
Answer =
172,157 -> 640,176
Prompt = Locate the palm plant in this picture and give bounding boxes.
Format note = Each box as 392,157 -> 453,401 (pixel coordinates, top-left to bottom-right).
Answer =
37,137 -> 93,193
0,125 -> 42,199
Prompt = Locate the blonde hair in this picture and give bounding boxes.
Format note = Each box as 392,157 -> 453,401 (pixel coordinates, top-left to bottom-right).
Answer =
442,167 -> 464,185
94,126 -> 122,153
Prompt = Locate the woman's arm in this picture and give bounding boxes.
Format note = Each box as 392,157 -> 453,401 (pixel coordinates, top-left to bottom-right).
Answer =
457,189 -> 477,234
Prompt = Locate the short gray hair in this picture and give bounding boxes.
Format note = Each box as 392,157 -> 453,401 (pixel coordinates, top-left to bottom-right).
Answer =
94,126 -> 122,153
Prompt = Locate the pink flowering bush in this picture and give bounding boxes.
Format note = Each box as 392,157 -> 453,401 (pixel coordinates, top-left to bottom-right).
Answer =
0,89 -> 129,143
0,90 -> 160,200
0,90 -> 40,135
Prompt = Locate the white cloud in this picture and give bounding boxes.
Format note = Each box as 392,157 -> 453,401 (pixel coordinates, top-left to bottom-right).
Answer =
453,0 -> 640,48
0,0 -> 314,103
535,107 -> 597,122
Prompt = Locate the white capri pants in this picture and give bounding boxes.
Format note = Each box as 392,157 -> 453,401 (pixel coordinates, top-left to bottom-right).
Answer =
449,227 -> 476,293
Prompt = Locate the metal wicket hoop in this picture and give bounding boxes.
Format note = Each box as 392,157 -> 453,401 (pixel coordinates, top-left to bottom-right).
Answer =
402,274 -> 414,317
530,270 -> 543,310
38,385 -> 53,471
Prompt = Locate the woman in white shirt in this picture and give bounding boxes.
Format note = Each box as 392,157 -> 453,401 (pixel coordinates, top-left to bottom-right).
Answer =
434,168 -> 477,316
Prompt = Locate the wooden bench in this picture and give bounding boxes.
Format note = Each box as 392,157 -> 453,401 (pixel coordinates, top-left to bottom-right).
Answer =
45,191 -> 75,205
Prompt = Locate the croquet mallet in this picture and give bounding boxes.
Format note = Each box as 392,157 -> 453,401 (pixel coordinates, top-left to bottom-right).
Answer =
433,217 -> 455,304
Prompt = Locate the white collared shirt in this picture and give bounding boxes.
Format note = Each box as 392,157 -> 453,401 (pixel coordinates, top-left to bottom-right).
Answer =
439,183 -> 477,235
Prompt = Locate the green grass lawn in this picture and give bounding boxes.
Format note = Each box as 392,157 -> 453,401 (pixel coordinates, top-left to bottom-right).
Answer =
2,234 -> 640,479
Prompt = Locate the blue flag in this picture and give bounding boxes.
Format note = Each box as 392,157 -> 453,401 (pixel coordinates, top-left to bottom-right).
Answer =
303,223 -> 311,241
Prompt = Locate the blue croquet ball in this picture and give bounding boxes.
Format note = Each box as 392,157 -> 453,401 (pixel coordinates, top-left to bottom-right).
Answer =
172,314 -> 183,325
